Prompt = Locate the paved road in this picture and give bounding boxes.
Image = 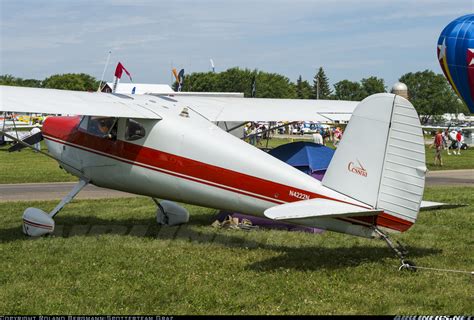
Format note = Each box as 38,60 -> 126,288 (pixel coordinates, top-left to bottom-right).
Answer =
424,169 -> 474,186
0,182 -> 137,202
0,169 -> 472,202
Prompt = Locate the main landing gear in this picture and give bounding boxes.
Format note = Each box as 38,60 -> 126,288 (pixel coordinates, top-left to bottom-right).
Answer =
22,179 -> 89,236
373,227 -> 416,272
153,199 -> 190,226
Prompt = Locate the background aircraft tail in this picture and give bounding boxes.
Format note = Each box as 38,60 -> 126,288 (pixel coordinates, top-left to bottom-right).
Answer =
322,93 -> 427,230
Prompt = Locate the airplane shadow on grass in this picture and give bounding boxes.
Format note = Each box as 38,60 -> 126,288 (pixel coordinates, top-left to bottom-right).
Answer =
0,214 -> 441,271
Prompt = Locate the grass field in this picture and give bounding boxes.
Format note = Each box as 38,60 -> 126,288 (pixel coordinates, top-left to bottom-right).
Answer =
1,139 -> 472,184
0,186 -> 472,315
424,143 -> 474,171
0,141 -> 77,183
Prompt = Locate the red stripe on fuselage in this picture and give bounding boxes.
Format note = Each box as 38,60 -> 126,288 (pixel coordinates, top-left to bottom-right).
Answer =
42,116 -> 414,232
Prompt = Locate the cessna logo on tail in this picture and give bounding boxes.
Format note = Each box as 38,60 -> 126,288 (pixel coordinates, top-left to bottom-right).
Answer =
348,160 -> 367,177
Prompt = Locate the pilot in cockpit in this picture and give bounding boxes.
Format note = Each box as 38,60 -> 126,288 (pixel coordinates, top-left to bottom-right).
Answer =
90,117 -> 116,139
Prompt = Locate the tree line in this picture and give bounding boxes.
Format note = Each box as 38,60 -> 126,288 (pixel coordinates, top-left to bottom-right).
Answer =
177,67 -> 387,101
0,73 -> 99,92
0,67 -> 468,123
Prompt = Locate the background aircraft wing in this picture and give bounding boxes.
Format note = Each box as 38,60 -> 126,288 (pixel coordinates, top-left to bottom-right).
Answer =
164,95 -> 358,122
0,85 -> 162,119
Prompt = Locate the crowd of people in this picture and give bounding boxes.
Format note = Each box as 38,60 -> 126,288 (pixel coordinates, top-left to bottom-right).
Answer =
244,122 -> 344,147
245,122 -> 467,168
244,122 -> 272,146
311,126 -> 343,147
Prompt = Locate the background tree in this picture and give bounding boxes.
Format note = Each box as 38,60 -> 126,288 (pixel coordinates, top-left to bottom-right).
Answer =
360,76 -> 385,98
312,67 -> 332,99
333,80 -> 364,101
42,73 -> 99,91
182,72 -> 219,92
217,67 -> 255,94
182,67 -> 296,98
295,75 -> 312,99
255,70 -> 296,98
0,75 -> 42,87
399,70 -> 467,124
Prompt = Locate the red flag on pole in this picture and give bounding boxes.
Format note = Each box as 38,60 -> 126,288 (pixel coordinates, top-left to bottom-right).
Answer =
114,62 -> 132,81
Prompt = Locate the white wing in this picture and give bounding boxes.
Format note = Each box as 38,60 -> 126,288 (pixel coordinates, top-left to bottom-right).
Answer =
0,86 -> 162,119
1,85 -> 357,122
164,95 -> 357,122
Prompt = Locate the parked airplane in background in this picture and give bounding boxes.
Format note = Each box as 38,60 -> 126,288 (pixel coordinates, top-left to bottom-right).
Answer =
1,85 -> 427,270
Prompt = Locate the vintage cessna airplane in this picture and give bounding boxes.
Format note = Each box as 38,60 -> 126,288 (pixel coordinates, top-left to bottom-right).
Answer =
0,85 -> 427,269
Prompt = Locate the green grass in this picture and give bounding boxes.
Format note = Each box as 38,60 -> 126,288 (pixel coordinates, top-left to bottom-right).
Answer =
0,141 -> 77,183
425,146 -> 474,171
0,186 -> 472,314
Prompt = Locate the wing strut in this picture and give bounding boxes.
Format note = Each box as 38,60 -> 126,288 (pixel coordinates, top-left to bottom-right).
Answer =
0,129 -> 83,174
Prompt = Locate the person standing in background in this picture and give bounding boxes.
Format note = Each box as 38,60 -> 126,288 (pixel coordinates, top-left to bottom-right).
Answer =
431,129 -> 443,166
442,128 -> 451,155
312,131 -> 324,145
333,127 -> 343,148
454,129 -> 464,155
30,124 -> 41,152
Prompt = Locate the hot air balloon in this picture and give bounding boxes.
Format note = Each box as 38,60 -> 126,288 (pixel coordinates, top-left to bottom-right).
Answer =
437,14 -> 474,113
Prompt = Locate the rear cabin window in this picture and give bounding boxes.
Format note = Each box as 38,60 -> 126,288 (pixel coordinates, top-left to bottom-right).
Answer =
125,119 -> 146,141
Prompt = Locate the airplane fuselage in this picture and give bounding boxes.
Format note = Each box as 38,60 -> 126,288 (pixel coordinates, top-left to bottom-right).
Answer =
42,112 -> 412,237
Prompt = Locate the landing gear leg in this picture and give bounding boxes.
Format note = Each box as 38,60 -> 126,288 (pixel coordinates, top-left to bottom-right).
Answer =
22,178 -> 89,236
152,198 -> 168,225
373,227 -> 416,272
49,179 -> 89,218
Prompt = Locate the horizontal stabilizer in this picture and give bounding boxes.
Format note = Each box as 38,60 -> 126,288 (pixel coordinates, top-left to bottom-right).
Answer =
420,201 -> 466,211
264,198 -> 382,221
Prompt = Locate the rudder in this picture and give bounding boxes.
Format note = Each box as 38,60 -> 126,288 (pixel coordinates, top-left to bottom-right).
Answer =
322,93 -> 426,228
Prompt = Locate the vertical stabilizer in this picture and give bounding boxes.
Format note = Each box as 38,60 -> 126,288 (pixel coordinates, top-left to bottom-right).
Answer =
322,94 -> 426,225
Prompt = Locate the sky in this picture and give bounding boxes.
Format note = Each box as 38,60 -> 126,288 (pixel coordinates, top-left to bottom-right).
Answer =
1,0 -> 473,89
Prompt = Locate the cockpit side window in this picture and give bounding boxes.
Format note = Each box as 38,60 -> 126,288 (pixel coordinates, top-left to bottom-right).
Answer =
125,119 -> 146,141
78,116 -> 89,131
79,116 -> 118,139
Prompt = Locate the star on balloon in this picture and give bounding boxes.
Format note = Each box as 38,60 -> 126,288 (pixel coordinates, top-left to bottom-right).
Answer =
437,38 -> 447,60
468,49 -> 474,66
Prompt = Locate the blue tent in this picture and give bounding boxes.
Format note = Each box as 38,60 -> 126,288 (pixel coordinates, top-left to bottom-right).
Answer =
216,141 -> 333,232
268,141 -> 334,178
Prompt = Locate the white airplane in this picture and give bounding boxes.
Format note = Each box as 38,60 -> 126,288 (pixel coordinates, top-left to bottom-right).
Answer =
1,85 -> 428,270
